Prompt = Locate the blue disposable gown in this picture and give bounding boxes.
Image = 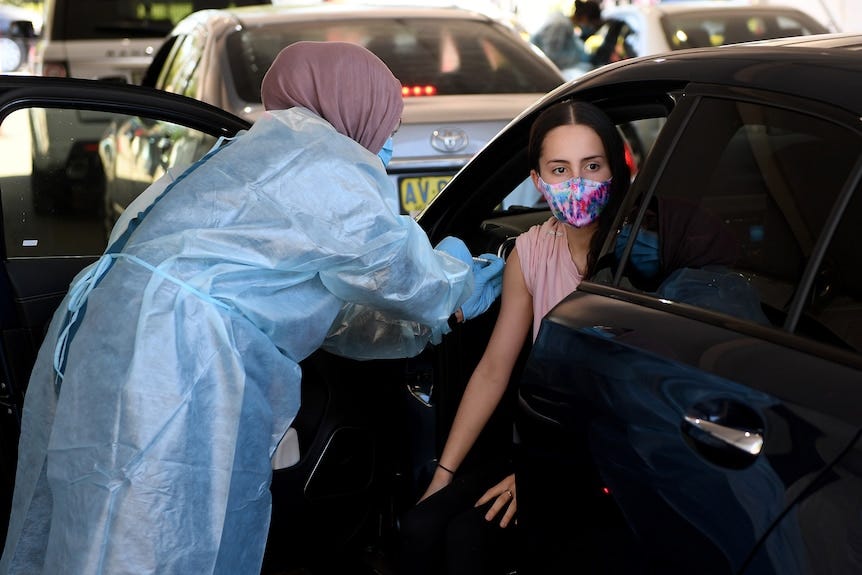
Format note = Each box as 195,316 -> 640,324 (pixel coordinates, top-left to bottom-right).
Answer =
1,108 -> 472,574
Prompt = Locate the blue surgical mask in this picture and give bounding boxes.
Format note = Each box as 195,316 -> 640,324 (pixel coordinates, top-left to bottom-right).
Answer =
377,137 -> 394,168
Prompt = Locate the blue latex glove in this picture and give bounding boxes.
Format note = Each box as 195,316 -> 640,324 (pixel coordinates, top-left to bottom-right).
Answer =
461,253 -> 505,320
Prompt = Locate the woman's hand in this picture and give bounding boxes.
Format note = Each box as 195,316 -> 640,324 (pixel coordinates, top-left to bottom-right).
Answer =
417,466 -> 455,503
475,473 -> 517,528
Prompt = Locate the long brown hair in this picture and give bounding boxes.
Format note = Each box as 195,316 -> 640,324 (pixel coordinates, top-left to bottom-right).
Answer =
528,100 -> 630,277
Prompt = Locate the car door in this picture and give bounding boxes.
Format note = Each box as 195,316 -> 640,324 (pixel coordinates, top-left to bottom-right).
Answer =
516,84 -> 862,573
0,75 -> 249,545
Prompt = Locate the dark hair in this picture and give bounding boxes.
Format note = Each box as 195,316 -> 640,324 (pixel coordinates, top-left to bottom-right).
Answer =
573,0 -> 601,22
527,100 -> 630,277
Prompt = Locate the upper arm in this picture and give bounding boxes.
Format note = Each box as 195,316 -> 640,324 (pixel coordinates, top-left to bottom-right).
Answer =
478,247 -> 534,375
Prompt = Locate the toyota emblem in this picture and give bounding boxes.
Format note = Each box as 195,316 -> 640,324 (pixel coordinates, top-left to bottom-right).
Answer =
430,128 -> 469,153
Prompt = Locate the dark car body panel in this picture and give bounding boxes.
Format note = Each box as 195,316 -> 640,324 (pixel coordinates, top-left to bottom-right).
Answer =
518,286 -> 862,572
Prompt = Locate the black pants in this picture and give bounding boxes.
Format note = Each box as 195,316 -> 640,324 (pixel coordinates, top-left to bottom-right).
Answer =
399,466 -> 519,575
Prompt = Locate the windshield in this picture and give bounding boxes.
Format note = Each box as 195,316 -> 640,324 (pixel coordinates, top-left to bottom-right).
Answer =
225,17 -> 564,100
660,10 -> 829,48
53,0 -> 262,40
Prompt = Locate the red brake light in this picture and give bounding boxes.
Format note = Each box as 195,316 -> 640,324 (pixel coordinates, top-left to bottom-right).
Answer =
623,140 -> 637,176
401,85 -> 437,97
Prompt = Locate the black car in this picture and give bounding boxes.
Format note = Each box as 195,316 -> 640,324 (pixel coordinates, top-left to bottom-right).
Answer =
0,32 -> 861,573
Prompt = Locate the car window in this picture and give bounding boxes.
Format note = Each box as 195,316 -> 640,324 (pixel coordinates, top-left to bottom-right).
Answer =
614,96 -> 862,351
224,18 -> 564,101
50,0 -> 261,41
662,11 -> 828,48
2,106 -> 217,258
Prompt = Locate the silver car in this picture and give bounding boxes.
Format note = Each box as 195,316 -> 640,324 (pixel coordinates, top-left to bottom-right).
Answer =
593,1 -> 830,65
128,3 -> 565,217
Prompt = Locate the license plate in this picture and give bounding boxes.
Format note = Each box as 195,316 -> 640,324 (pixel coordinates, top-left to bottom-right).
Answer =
399,175 -> 452,215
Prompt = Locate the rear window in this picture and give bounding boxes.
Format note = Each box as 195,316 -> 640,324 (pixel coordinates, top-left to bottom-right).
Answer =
225,17 -> 564,100
660,10 -> 829,48
615,94 -> 862,352
50,0 -> 261,40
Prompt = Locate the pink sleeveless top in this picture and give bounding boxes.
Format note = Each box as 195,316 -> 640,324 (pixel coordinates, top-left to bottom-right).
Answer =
515,217 -> 584,341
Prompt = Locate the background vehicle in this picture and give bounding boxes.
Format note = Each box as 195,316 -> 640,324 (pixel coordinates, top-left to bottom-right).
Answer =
36,0 -> 267,82
128,3 -> 564,218
588,0 -> 830,66
3,31 -> 861,574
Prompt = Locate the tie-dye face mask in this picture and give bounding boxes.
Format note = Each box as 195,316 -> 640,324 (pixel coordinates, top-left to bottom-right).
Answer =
537,176 -> 611,228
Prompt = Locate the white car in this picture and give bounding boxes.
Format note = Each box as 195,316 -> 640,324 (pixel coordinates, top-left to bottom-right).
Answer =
128,3 -> 565,217
589,0 -> 829,66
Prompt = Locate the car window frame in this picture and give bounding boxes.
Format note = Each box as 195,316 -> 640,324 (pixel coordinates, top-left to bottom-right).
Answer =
610,82 -> 862,357
0,77 -> 250,329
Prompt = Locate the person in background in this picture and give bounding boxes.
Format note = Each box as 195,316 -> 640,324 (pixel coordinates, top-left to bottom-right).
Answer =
530,6 -> 587,72
575,0 -> 637,68
573,0 -> 605,42
399,99 -> 630,574
0,41 -> 503,575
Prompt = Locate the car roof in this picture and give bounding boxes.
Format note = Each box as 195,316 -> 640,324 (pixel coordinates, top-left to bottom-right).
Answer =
531,32 -> 862,123
607,0 -> 821,15
170,2 -> 500,35
604,0 -> 833,29
751,31 -> 862,50
162,1 -> 559,120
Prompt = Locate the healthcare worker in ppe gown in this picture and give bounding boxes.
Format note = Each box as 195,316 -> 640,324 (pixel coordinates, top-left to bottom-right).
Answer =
1,41 -> 504,574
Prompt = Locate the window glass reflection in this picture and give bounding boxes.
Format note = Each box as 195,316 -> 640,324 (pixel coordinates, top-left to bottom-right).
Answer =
0,107 -> 216,259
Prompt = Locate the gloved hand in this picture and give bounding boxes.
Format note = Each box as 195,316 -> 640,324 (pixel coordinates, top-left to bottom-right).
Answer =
461,253 -> 504,320
435,236 -> 472,268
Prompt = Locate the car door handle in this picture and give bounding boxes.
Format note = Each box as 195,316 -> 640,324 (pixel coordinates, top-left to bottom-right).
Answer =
683,413 -> 763,455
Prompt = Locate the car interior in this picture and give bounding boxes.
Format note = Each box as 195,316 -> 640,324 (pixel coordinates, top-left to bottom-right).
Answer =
630,92 -> 862,352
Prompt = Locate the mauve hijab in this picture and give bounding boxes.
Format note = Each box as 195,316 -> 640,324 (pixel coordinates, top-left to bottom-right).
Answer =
261,41 -> 403,154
